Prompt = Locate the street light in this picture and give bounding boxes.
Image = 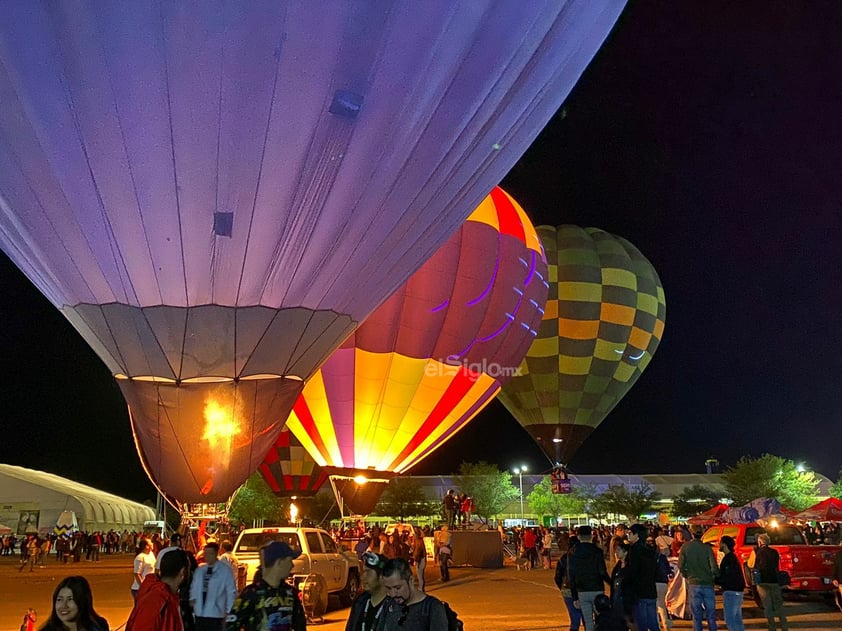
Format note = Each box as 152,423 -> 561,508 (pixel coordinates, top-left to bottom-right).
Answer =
513,465 -> 527,525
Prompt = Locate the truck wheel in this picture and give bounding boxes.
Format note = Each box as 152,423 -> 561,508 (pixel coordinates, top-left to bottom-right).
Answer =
339,569 -> 361,607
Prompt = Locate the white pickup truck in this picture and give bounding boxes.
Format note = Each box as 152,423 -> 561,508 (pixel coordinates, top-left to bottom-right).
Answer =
233,526 -> 361,605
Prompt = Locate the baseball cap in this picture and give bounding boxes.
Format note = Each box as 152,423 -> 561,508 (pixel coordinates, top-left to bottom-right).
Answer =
262,541 -> 300,566
156,546 -> 180,568
362,551 -> 387,572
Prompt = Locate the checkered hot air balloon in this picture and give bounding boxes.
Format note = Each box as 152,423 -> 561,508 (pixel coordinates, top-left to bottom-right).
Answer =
0,3 -> 625,506
259,429 -> 328,498
285,187 -> 548,514
498,225 -> 666,465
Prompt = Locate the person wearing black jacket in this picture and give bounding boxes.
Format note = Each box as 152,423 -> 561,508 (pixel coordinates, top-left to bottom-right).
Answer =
623,524 -> 658,631
569,526 -> 611,631
715,536 -> 745,631
751,533 -> 788,631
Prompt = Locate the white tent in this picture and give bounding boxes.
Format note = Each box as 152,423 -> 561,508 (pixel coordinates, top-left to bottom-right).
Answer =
0,464 -> 155,533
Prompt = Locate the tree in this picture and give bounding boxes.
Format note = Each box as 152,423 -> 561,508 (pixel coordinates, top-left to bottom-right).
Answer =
574,484 -> 608,523
526,477 -> 585,522
309,491 -> 341,527
829,470 -> 842,500
229,473 -> 287,526
452,461 -> 519,525
722,454 -> 819,511
373,476 -> 438,521
671,485 -> 723,518
597,484 -> 661,522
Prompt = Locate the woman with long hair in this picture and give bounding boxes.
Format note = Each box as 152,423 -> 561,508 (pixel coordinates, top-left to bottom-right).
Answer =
40,576 -> 109,631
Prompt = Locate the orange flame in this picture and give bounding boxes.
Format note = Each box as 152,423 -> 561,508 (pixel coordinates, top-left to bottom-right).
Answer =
202,396 -> 241,470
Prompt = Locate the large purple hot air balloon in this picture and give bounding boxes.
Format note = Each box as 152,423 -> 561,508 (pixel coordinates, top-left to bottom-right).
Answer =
0,1 -> 626,506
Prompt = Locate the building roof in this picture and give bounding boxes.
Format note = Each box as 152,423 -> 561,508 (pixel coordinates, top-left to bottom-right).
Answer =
0,464 -> 155,530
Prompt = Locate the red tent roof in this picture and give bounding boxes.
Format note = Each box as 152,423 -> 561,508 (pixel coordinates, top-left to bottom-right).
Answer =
687,503 -> 730,525
794,497 -> 842,522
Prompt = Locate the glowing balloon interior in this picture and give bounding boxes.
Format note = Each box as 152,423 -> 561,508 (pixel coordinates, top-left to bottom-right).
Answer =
499,225 -> 666,465
287,187 -> 548,474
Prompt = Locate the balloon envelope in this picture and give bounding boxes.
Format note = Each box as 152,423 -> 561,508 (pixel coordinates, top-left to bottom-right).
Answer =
499,225 -> 666,465
0,2 -> 624,502
258,428 -> 328,499
287,187 -> 548,474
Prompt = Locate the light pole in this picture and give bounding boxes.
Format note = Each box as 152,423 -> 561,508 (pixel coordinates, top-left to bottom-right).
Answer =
513,465 -> 527,525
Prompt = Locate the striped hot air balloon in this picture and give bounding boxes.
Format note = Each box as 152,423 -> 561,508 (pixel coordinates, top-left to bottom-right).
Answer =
285,187 -> 548,514
499,225 -> 666,465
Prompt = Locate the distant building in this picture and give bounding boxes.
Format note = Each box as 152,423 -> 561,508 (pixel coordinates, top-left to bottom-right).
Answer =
0,464 -> 155,534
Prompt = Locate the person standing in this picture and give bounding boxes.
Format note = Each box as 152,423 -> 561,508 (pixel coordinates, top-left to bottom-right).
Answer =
226,541 -> 306,631
345,552 -> 388,631
715,536 -> 745,631
127,548 -> 190,631
624,524 -> 659,631
654,538 -> 673,631
380,558 -> 448,629
131,540 -> 156,601
190,542 -> 237,631
569,525 -> 611,631
411,527 -> 427,592
41,575 -> 109,631
555,536 -> 583,631
751,533 -> 789,631
218,540 -> 240,587
437,525 -> 453,582
677,528 -> 718,631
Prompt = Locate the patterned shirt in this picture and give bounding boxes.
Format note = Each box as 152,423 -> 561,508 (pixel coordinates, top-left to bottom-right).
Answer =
226,578 -> 306,631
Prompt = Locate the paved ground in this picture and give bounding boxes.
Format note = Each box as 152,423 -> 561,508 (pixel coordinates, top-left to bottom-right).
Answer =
1,554 -> 840,630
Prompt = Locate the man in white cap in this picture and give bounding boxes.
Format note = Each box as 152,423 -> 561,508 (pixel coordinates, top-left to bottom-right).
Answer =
226,541 -> 306,631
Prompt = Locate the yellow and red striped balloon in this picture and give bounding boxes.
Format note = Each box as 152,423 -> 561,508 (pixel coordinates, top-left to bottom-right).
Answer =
286,187 -> 548,475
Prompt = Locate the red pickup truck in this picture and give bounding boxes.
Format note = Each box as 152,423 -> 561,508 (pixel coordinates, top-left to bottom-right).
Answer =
702,522 -> 841,594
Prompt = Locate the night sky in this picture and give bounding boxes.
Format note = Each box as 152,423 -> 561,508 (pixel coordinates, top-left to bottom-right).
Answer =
2,3 -> 841,502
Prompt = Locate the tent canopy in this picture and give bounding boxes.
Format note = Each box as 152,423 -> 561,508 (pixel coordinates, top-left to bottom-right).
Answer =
0,464 -> 155,533
795,497 -> 842,522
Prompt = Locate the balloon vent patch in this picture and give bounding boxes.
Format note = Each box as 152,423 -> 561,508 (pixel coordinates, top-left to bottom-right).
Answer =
213,212 -> 234,237
329,90 -> 363,118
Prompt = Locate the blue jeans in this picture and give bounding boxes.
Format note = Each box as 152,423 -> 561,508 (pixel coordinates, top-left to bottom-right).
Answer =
722,590 -> 745,631
563,595 -> 583,630
688,584 -> 718,631
632,598 -> 659,631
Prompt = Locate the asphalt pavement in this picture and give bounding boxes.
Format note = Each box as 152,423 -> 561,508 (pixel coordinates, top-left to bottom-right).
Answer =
1,554 -> 839,631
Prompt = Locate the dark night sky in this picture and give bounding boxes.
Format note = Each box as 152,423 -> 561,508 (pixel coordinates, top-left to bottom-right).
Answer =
2,3 -> 842,502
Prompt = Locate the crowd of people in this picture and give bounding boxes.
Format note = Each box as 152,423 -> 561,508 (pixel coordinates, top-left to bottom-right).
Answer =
548,521 -> 842,631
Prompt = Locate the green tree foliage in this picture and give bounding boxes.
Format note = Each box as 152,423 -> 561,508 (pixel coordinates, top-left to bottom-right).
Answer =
722,454 -> 819,511
526,477 -> 585,520
671,485 -> 723,519
453,461 -> 519,524
574,484 -> 608,522
596,484 -> 661,522
309,491 -> 340,526
229,473 -> 287,526
373,476 -> 438,521
829,470 -> 842,500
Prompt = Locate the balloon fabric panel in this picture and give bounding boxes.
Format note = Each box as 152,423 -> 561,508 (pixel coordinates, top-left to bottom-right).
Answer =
499,225 -> 666,465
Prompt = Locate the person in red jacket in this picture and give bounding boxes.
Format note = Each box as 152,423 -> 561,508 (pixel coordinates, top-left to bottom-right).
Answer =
126,547 -> 190,631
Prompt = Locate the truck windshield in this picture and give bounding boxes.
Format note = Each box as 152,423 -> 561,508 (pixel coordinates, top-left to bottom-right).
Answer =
744,526 -> 806,546
235,532 -> 301,553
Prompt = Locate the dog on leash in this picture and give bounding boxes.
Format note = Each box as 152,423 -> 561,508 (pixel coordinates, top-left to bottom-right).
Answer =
515,556 -> 531,571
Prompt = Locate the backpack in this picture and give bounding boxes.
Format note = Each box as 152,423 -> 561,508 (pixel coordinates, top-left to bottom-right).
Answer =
421,595 -> 463,631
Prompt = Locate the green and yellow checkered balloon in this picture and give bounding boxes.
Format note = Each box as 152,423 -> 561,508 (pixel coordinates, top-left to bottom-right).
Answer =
498,225 -> 666,465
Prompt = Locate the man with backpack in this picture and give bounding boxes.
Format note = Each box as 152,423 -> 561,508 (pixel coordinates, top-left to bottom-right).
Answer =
569,525 -> 612,631
380,557 -> 462,630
